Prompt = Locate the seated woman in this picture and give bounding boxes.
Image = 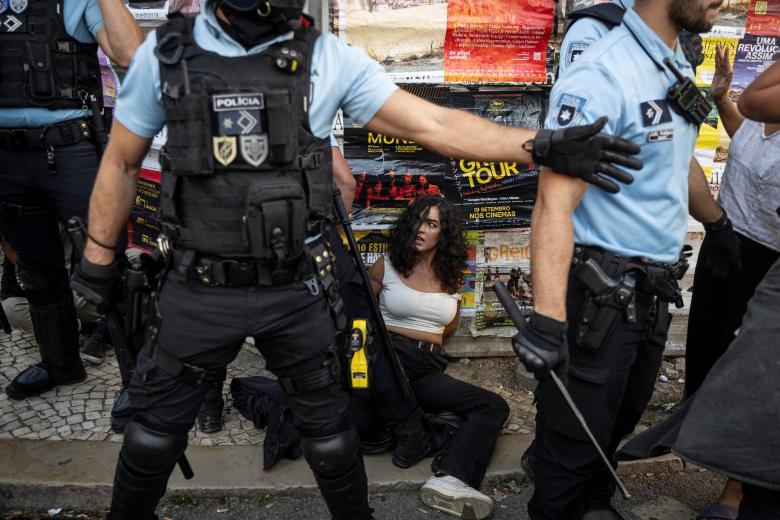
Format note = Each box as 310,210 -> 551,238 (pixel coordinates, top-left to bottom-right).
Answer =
368,196 -> 510,520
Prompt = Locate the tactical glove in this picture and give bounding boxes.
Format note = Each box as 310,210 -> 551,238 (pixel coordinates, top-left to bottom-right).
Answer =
679,31 -> 705,71
701,210 -> 742,279
512,313 -> 569,381
528,116 -> 643,194
71,257 -> 117,310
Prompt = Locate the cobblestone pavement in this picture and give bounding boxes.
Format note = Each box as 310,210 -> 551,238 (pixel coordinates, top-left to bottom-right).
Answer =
0,330 -> 271,447
0,330 -> 540,447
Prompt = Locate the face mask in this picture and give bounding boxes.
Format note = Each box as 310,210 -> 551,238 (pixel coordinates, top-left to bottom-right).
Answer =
217,1 -> 300,48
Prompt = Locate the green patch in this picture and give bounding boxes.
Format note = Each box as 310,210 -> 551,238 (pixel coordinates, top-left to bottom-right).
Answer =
255,493 -> 274,506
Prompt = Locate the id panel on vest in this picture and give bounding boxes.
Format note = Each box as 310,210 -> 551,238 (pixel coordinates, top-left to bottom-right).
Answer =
0,0 -> 102,111
155,16 -> 332,267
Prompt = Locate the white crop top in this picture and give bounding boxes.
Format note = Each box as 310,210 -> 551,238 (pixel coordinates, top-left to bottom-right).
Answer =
379,255 -> 460,335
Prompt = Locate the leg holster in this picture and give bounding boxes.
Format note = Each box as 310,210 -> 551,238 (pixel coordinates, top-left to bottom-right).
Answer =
108,418 -> 188,520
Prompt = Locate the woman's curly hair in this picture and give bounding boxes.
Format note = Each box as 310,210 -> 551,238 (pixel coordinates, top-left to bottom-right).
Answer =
388,196 -> 467,295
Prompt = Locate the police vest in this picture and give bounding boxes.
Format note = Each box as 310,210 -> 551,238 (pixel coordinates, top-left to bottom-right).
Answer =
0,0 -> 103,110
155,15 -> 333,266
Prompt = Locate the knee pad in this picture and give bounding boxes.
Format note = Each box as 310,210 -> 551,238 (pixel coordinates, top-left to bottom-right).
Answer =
121,419 -> 188,475
301,427 -> 360,479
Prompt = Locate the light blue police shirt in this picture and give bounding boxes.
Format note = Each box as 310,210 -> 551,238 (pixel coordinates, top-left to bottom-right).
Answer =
559,0 -> 634,75
0,0 -> 105,128
545,7 -> 697,264
114,6 -> 398,141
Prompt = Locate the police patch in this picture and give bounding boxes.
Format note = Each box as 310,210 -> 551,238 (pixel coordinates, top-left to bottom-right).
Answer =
648,128 -> 674,143
9,0 -> 25,14
212,93 -> 264,112
240,135 -> 268,167
555,94 -> 589,127
640,99 -> 672,127
213,136 -> 237,166
0,0 -> 9,15
0,13 -> 24,32
565,41 -> 589,67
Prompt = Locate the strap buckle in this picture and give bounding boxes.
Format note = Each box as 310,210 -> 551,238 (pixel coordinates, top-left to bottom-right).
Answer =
181,363 -> 209,386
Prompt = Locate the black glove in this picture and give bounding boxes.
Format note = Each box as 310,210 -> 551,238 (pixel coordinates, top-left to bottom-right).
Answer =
701,210 -> 742,279
679,30 -> 705,72
71,257 -> 117,310
512,313 -> 569,381
528,116 -> 643,194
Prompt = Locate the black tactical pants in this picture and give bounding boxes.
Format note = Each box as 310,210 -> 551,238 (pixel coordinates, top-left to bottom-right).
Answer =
738,484 -> 780,520
529,272 -> 669,520
685,233 -> 779,397
0,141 -> 97,306
392,332 -> 509,489
116,274 -> 368,519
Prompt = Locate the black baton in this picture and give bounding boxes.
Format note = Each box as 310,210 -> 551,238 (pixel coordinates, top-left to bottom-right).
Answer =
493,281 -> 631,500
332,185 -> 413,398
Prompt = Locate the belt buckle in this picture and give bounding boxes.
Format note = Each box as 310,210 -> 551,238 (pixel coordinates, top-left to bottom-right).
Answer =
182,363 -> 207,385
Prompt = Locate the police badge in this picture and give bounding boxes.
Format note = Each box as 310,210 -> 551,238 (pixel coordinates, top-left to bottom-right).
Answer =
211,92 -> 268,168
213,136 -> 237,166
0,0 -> 9,15
240,135 -> 268,167
9,0 -> 26,14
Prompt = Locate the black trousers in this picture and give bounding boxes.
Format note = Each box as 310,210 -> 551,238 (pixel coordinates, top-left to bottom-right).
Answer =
685,233 -> 779,397
0,141 -> 98,307
391,332 -> 509,489
738,484 -> 780,520
529,273 -> 669,520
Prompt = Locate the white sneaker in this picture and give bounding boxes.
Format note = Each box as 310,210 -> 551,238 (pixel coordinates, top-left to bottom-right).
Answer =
420,474 -> 493,519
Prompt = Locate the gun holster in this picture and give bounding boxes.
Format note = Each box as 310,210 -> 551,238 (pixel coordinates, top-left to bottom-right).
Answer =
572,256 -> 637,353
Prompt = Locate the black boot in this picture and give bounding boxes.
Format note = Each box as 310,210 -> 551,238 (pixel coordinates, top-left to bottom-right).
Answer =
107,420 -> 187,520
197,376 -> 225,433
5,292 -> 85,399
391,408 -> 432,469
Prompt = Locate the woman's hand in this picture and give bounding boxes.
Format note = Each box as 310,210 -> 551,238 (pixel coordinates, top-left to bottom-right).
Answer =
711,43 -> 733,104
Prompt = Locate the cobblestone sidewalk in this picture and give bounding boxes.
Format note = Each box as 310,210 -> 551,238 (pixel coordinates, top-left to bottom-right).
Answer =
0,330 -> 539,448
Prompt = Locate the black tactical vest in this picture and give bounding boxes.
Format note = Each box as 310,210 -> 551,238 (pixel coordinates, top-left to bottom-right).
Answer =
0,0 -> 103,110
156,15 -> 333,265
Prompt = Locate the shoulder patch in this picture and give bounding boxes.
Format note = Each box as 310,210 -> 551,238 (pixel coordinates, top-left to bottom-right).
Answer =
555,94 -> 589,127
565,41 -> 590,67
640,99 -> 672,127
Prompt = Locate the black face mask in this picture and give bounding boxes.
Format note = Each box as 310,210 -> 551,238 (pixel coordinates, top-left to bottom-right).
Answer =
217,2 -> 300,49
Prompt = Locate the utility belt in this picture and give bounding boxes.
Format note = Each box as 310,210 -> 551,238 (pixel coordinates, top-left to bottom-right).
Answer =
170,233 -> 346,328
0,110 -> 111,151
389,332 -> 442,355
571,245 -> 689,353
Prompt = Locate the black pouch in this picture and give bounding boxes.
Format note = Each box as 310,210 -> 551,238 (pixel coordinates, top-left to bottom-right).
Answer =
265,90 -> 297,164
243,181 -> 306,262
26,41 -> 56,100
575,295 -> 625,354
646,297 -> 671,350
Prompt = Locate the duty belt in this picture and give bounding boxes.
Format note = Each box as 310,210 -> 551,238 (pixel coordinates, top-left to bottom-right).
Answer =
414,340 -> 442,355
0,119 -> 93,150
172,249 -> 310,287
573,245 -> 686,307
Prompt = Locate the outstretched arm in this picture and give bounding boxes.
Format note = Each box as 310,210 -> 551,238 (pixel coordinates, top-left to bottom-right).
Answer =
95,0 -> 144,68
738,60 -> 780,123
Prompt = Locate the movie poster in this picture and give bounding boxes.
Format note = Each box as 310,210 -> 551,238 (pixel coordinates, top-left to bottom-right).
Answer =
731,33 -> 780,93
475,230 -> 533,330
443,0 -> 554,83
351,229 -> 392,266
344,115 -> 446,226
128,168 -> 161,250
444,91 -> 545,228
696,36 -> 740,86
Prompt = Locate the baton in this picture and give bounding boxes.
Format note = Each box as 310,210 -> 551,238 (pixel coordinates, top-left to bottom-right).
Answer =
67,217 -> 194,480
493,281 -> 631,500
332,185 -> 413,398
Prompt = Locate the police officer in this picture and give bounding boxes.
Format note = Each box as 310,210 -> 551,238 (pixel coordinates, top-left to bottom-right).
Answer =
0,0 -> 142,400
70,0 -> 643,517
512,1 -> 727,518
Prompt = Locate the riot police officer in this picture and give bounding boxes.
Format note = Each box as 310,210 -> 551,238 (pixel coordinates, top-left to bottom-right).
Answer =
70,0 -> 643,517
0,0 -> 142,400
512,1 -> 730,518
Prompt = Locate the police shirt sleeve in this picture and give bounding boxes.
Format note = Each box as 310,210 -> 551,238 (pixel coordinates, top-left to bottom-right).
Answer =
323,35 -> 398,126
559,18 -> 609,76
113,33 -> 166,140
83,0 -> 106,39
544,62 -> 624,136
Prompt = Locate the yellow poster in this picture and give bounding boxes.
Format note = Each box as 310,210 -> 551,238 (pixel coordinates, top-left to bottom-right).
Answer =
696,37 -> 740,86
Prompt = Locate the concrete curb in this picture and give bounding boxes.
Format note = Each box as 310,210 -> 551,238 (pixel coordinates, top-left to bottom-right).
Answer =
0,434 -> 685,512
